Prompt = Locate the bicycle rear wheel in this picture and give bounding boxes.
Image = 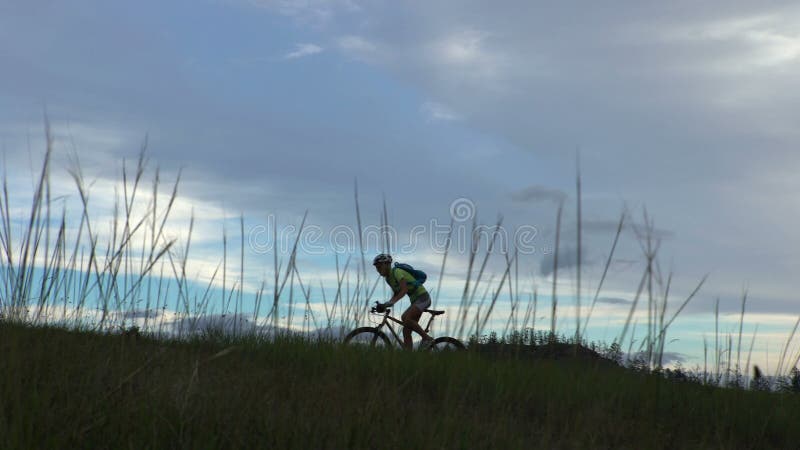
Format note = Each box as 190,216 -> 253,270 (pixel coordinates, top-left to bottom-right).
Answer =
426,336 -> 466,352
343,327 -> 392,348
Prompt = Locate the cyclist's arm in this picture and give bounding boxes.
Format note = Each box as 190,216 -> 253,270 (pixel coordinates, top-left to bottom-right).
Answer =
387,279 -> 408,306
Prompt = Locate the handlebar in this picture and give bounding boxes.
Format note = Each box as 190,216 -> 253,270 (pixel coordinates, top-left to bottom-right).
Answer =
371,301 -> 391,314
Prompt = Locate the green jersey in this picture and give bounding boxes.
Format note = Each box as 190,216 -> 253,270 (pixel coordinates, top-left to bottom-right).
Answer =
386,267 -> 428,301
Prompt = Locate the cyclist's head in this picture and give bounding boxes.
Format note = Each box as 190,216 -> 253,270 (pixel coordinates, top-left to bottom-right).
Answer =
372,253 -> 392,275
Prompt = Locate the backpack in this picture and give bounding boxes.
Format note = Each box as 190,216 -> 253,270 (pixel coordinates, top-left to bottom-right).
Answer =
393,262 -> 427,286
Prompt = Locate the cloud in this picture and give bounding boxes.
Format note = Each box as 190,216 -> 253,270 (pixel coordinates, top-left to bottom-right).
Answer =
596,297 -> 633,305
420,101 -> 460,121
247,0 -> 361,26
657,13 -> 800,70
582,219 -> 673,240
284,43 -> 323,59
431,29 -> 495,70
337,35 -> 379,61
580,219 -> 625,235
628,221 -> 675,241
510,185 -> 567,204
539,245 -> 580,277
122,309 -> 164,320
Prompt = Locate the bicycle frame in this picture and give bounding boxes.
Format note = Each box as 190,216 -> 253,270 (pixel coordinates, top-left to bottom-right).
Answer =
371,309 -> 436,347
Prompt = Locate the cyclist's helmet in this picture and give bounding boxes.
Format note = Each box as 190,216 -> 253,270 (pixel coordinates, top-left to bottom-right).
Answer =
372,253 -> 392,265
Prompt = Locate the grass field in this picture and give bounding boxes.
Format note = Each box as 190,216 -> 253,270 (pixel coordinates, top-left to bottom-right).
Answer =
2,321 -> 800,449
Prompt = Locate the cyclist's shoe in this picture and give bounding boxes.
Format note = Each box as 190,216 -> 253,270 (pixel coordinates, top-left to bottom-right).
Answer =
420,337 -> 435,350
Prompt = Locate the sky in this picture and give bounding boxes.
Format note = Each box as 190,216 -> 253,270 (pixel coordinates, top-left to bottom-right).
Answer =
2,0 -> 800,371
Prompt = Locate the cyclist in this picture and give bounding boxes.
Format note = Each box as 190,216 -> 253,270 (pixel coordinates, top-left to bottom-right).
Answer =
373,253 -> 434,350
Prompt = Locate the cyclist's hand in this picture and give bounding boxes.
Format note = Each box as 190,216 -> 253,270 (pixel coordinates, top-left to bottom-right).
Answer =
374,301 -> 388,313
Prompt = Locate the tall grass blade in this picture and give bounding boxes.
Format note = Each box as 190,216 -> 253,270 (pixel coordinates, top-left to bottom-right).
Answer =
432,217 -> 454,310
550,200 -> 563,339
575,150 -> 582,343
583,209 -> 625,334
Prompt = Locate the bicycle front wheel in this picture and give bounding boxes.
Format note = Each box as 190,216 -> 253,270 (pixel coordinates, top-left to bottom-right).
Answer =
343,327 -> 392,348
426,336 -> 466,352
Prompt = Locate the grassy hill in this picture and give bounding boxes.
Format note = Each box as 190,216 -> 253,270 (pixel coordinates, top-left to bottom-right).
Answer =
2,322 -> 799,449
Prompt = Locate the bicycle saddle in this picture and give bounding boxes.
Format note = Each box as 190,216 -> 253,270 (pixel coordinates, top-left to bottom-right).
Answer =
425,309 -> 445,316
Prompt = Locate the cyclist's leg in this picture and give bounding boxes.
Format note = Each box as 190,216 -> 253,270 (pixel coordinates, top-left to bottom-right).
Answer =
401,312 -> 416,350
401,294 -> 433,346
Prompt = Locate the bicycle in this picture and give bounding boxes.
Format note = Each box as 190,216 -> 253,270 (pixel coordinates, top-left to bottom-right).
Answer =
343,302 -> 466,351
